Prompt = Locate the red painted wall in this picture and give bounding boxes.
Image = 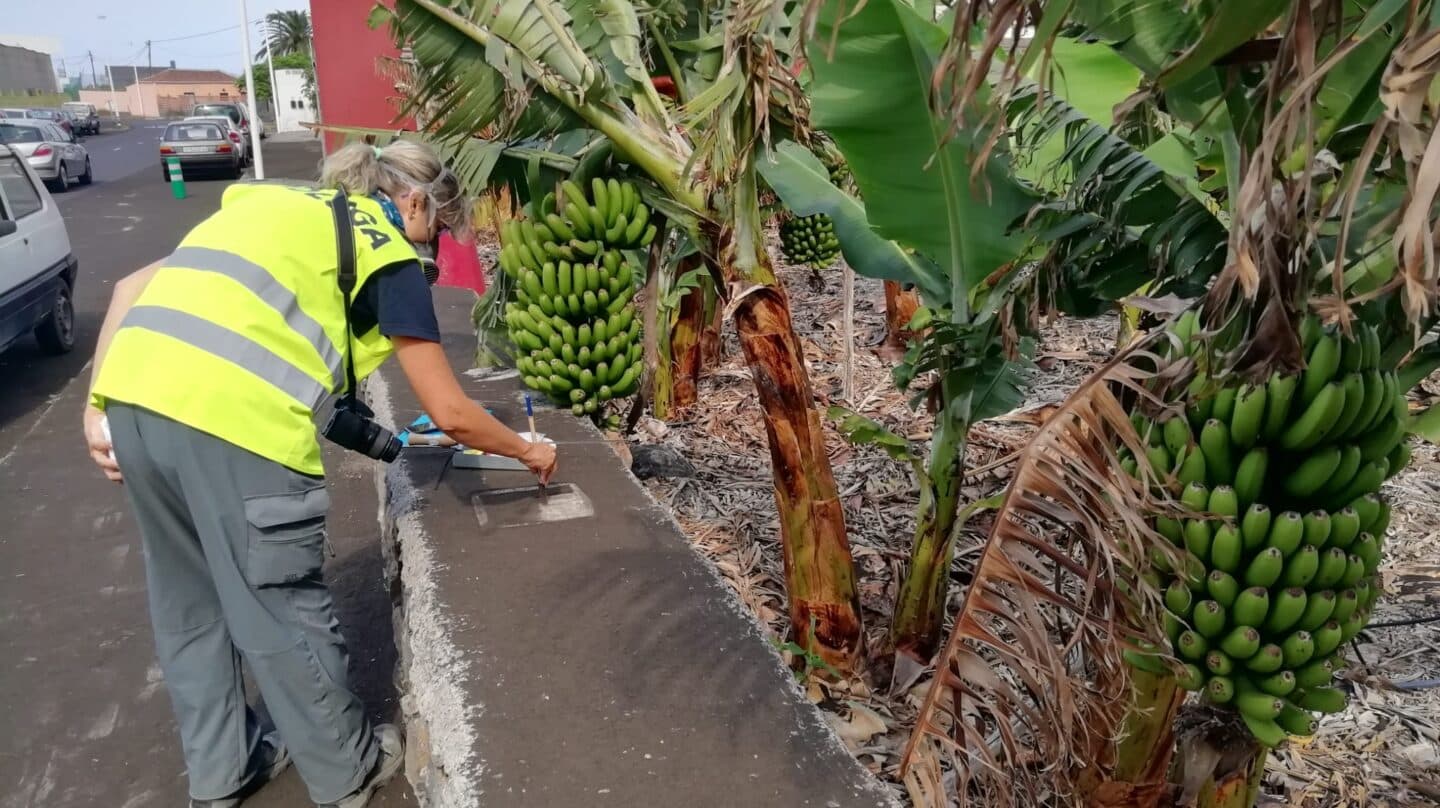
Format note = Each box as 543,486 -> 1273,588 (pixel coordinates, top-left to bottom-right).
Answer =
309,0 -> 414,154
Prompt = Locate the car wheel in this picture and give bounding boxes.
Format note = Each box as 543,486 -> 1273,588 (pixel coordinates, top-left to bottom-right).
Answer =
34,282 -> 76,355
79,159 -> 93,185
161,162 -> 170,182
231,159 -> 243,180
51,163 -> 69,193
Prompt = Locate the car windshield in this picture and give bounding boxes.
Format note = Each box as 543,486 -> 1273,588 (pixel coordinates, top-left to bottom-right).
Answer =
0,124 -> 44,144
63,104 -> 91,114
166,123 -> 223,141
193,105 -> 240,124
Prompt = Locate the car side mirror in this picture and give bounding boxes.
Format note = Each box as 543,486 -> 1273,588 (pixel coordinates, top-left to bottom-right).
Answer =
0,220 -> 17,237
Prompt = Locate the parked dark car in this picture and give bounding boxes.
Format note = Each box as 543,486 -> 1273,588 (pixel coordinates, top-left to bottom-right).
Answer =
61,102 -> 100,136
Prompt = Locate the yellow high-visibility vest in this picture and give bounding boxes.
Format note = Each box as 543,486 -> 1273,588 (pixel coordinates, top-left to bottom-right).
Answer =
92,183 -> 420,475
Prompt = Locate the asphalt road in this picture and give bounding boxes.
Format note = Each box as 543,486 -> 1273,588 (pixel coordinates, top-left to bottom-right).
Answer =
0,126 -> 410,807
81,118 -> 177,184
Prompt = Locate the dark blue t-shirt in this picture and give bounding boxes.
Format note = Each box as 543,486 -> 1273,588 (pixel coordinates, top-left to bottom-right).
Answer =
350,260 -> 441,342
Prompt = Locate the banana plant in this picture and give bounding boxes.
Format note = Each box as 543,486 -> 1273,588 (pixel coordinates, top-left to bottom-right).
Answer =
862,0 -> 1440,803
373,0 -> 866,669
763,0 -> 1037,668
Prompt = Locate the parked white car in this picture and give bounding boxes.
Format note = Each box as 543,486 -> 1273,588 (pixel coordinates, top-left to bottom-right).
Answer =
0,119 -> 91,192
183,115 -> 250,165
0,144 -> 77,355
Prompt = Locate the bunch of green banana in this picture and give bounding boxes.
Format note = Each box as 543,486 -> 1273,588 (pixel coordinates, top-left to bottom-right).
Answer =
1123,312 -> 1415,747
779,213 -> 840,268
497,210 -> 643,420
524,179 -> 657,253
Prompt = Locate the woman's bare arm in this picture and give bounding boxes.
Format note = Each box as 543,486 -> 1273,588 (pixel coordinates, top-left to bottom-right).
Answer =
392,336 -> 556,483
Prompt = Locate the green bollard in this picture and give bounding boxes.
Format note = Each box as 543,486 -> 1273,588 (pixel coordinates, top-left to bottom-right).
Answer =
167,156 -> 185,199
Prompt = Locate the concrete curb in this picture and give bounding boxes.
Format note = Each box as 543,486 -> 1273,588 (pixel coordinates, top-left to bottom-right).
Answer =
370,371 -> 484,808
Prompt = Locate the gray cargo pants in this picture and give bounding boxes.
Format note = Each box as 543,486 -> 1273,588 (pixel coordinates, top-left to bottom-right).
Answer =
107,404 -> 377,803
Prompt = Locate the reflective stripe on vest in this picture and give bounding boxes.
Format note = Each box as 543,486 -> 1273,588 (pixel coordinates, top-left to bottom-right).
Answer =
121,305 -> 330,409
90,183 -> 420,475
165,245 -> 346,393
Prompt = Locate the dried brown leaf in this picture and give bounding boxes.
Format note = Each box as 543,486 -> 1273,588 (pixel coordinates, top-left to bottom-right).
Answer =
898,344 -> 1178,807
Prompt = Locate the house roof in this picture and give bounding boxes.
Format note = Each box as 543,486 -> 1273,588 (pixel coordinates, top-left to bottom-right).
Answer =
105,65 -> 169,89
142,69 -> 236,84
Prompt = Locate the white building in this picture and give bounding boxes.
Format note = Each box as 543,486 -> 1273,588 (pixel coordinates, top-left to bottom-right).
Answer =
272,68 -> 311,134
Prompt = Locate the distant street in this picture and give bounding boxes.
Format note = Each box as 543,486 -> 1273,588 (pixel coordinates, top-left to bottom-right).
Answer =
0,125 -> 409,807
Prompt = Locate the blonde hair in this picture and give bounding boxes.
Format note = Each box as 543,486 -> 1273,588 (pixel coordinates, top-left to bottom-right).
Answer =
319,140 -> 470,240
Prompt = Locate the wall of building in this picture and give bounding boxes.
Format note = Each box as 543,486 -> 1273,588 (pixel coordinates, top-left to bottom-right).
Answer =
0,43 -> 55,95
272,68 -> 311,133
78,88 -> 126,115
309,0 -> 413,153
125,81 -> 242,118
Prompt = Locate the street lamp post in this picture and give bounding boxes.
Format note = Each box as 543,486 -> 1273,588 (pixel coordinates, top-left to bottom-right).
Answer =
263,24 -> 280,135
238,0 -> 264,179
106,65 -> 117,117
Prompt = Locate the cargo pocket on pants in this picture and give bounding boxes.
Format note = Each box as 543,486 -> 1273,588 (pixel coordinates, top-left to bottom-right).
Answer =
243,485 -> 330,587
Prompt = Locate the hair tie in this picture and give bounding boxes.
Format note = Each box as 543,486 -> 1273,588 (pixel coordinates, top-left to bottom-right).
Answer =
372,145 -> 384,158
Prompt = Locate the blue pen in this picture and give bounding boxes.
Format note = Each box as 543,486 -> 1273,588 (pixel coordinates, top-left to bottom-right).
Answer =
523,394 -> 545,496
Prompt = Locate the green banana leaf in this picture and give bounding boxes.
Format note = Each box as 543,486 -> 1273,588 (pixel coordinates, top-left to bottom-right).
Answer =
1156,0 -> 1290,89
1411,402 -> 1440,445
808,0 -> 1035,305
757,141 -> 946,298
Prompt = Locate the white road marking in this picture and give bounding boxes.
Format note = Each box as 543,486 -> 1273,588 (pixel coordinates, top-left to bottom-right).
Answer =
84,703 -> 120,739
0,366 -> 87,470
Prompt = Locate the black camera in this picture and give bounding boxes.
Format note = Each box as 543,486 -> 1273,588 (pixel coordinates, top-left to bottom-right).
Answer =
322,397 -> 402,462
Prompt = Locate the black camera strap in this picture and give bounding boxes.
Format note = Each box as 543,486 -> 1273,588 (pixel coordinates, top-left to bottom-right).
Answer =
329,190 -> 360,401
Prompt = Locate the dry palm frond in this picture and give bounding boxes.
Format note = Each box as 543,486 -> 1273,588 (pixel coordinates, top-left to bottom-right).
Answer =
900,342 -> 1186,807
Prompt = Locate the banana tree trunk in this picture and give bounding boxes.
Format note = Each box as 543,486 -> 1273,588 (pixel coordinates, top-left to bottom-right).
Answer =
1081,668 -> 1185,807
881,280 -> 922,361
670,254 -> 707,411
643,221 -> 676,421
890,376 -> 965,663
720,236 -> 863,670
700,284 -> 723,369
1170,705 -> 1269,808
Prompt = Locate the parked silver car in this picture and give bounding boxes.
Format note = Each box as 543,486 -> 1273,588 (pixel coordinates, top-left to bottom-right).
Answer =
159,121 -> 242,180
0,119 -> 91,192
182,115 -> 249,165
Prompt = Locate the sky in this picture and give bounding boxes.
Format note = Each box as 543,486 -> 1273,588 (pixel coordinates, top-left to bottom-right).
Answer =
5,0 -> 311,84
